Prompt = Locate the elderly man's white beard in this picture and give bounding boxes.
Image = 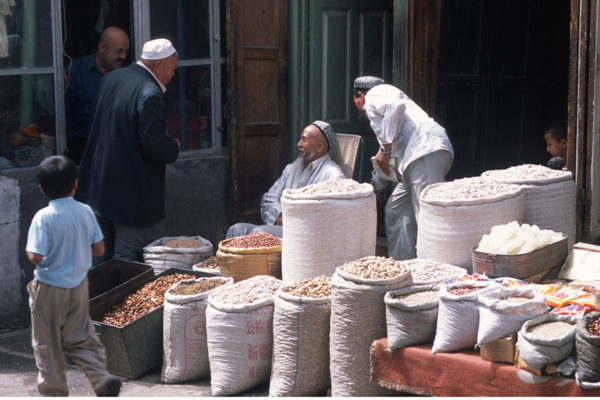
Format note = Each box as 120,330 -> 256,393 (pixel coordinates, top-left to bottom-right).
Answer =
301,150 -> 317,166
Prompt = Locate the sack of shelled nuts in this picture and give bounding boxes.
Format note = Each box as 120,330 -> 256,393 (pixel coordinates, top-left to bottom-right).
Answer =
402,258 -> 467,286
432,280 -> 495,353
269,276 -> 332,397
216,232 -> 282,282
417,177 -> 524,271
482,164 -> 576,249
476,286 -> 548,346
385,284 -> 440,350
192,256 -> 222,276
143,236 -> 213,274
330,256 -> 413,397
517,313 -> 577,370
205,275 -> 281,396
575,313 -> 600,389
161,277 -> 234,383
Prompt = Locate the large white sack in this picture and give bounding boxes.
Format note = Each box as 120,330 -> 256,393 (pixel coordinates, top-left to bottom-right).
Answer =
417,178 -> 524,272
268,287 -> 331,396
482,165 -> 576,249
281,179 -> 376,282
476,285 -> 547,346
517,313 -> 577,370
330,259 -> 412,397
432,280 -> 495,353
143,235 -> 213,274
161,277 -> 234,383
205,276 -> 281,396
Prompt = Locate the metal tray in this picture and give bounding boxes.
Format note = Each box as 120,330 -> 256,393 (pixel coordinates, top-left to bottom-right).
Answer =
472,235 -> 568,279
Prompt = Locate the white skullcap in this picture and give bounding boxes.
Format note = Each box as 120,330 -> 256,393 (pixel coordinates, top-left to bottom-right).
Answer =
353,76 -> 384,92
141,38 -> 177,60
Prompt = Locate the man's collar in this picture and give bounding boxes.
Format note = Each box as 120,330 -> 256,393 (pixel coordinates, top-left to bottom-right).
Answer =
136,60 -> 167,93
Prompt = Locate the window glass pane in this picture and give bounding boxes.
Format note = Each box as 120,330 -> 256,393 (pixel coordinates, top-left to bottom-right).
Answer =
165,65 -> 212,150
0,0 -> 53,69
149,0 -> 210,60
0,74 -> 56,169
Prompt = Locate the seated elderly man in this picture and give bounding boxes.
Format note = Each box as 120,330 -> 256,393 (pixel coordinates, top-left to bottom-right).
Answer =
226,120 -> 345,239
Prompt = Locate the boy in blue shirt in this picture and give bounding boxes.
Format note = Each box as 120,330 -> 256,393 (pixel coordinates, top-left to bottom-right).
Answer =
26,156 -> 121,396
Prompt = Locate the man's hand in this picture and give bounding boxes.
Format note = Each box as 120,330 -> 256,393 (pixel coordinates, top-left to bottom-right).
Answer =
174,137 -> 182,150
375,149 -> 392,176
276,214 -> 283,226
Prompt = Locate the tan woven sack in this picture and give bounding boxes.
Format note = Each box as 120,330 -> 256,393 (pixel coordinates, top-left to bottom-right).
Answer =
216,238 -> 282,282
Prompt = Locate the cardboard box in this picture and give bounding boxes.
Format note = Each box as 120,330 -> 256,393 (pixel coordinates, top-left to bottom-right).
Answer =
480,334 -> 516,363
558,242 -> 600,281
514,348 -> 542,376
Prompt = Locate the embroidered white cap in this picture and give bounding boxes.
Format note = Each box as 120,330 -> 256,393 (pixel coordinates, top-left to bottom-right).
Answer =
141,38 -> 177,60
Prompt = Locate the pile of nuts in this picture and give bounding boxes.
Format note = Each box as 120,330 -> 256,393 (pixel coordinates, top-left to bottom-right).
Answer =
223,232 -> 282,249
530,321 -> 575,339
587,318 -> 600,336
448,286 -> 484,296
498,296 -> 532,306
197,256 -> 222,271
163,238 -> 207,248
98,273 -> 196,327
291,178 -> 362,195
210,275 -> 281,305
340,256 -> 408,280
169,278 -> 229,296
485,164 -> 569,181
283,276 -> 331,298
393,290 -> 439,305
422,177 -> 519,202
402,259 -> 466,283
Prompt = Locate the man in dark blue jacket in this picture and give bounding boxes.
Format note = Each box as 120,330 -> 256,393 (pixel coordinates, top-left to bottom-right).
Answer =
76,38 -> 181,263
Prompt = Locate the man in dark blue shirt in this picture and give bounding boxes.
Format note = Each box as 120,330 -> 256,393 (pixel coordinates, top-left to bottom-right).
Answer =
65,26 -> 130,164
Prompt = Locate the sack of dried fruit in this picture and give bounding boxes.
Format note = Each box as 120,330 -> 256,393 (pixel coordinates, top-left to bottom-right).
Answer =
431,280 -> 495,353
417,177 -> 524,272
575,313 -> 600,389
143,236 -> 213,274
269,276 -> 332,396
482,164 -> 576,249
476,285 -> 548,346
330,256 -> 412,397
206,275 -> 281,396
385,284 -> 440,350
281,178 -> 376,282
216,232 -> 282,282
161,277 -> 234,383
517,313 -> 577,370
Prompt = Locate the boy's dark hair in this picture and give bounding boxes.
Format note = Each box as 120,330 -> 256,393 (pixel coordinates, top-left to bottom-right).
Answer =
37,156 -> 77,199
544,120 -> 567,142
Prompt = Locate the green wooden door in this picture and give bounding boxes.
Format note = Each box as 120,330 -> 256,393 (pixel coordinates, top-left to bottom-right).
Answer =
307,0 -> 392,136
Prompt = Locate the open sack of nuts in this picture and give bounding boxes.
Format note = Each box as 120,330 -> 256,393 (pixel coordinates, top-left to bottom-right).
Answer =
330,256 -> 412,397
575,313 -> 600,389
269,276 -> 332,397
205,275 -> 282,396
161,277 -> 234,384
216,232 -> 282,282
143,236 -> 213,274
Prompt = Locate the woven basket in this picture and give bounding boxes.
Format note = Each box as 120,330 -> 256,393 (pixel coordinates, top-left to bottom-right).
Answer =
216,238 -> 282,282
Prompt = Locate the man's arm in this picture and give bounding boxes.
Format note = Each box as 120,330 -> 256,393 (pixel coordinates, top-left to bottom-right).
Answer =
26,250 -> 44,265
260,165 -> 291,225
92,240 -> 105,257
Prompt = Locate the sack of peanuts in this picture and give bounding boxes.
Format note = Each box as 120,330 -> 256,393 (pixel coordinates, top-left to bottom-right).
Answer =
216,232 -> 282,282
161,277 -> 234,383
269,276 -> 332,396
330,256 -> 412,396
192,256 -> 222,276
516,313 -> 577,370
417,177 -> 524,272
385,284 -> 440,350
281,178 -> 377,282
482,164 -> 576,250
143,236 -> 213,274
205,275 -> 281,396
575,313 -> 600,388
476,286 -> 548,346
431,280 -> 496,353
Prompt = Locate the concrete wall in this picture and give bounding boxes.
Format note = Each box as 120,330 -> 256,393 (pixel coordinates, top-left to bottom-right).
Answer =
0,154 -> 228,319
